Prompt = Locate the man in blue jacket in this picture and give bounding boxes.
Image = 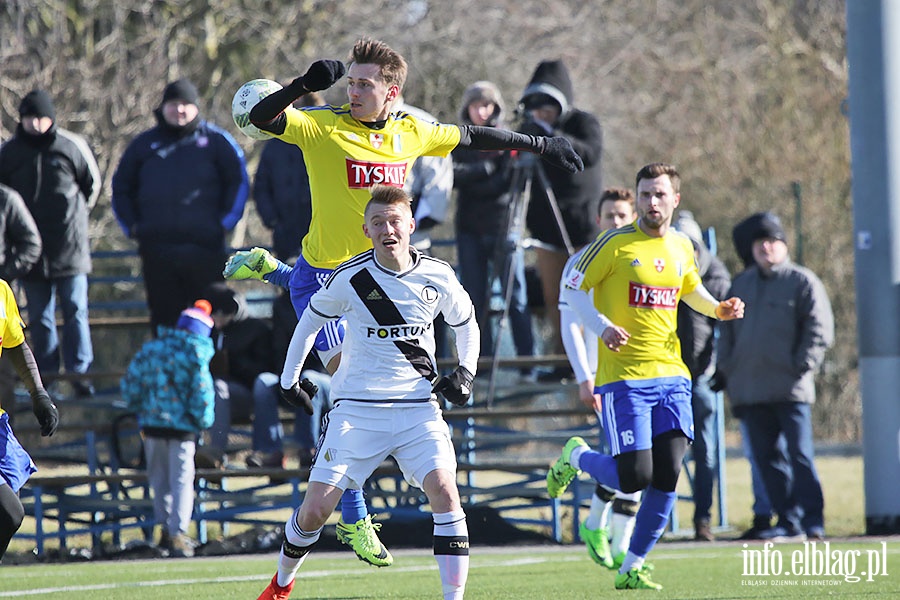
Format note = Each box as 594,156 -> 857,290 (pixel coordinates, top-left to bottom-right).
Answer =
112,78 -> 249,331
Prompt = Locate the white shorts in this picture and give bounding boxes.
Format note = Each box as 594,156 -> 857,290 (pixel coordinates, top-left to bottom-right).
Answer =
309,401 -> 457,491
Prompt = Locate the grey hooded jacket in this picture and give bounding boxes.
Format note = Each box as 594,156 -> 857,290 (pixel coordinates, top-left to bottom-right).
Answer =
717,259 -> 834,410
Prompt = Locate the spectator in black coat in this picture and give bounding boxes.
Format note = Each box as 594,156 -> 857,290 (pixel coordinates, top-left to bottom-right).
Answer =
0,184 -> 41,283
0,90 -> 100,397
0,183 -> 42,417
518,60 -> 603,371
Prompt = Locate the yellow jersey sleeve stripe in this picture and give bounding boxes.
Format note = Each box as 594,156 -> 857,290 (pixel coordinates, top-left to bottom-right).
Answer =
573,223 -> 636,273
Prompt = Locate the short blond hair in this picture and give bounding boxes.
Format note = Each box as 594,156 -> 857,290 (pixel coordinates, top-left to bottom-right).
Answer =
349,38 -> 408,90
364,185 -> 412,216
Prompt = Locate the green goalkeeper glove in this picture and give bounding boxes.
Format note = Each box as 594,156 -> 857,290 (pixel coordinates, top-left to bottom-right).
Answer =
223,247 -> 278,281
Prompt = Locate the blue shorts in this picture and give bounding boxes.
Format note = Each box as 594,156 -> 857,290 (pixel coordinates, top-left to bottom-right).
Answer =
289,254 -> 346,366
597,377 -> 693,456
0,411 -> 37,492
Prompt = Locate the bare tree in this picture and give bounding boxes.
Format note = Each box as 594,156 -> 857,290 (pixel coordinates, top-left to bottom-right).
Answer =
0,0 -> 854,439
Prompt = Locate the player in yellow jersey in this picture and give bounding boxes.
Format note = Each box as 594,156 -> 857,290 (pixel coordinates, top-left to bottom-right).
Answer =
224,38 -> 582,577
548,163 -> 744,591
0,278 -> 58,560
558,187 -> 643,570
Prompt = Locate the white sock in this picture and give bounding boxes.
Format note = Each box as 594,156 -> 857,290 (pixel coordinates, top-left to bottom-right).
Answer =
570,445 -> 587,470
433,510 -> 469,600
619,551 -> 644,574
610,512 -> 637,557
584,493 -> 612,530
277,508 -> 321,587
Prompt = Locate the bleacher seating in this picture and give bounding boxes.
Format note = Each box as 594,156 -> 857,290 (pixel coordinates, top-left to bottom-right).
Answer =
12,246 -> 728,555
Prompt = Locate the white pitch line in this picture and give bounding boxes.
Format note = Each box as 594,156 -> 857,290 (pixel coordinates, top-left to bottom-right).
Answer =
0,555 -> 576,597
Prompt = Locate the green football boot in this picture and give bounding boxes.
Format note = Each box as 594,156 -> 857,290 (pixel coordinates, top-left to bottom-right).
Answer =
546,436 -> 587,498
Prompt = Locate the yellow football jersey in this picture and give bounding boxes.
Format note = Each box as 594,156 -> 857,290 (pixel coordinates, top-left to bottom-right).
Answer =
564,223 -> 701,386
0,278 -> 26,355
278,105 -> 461,269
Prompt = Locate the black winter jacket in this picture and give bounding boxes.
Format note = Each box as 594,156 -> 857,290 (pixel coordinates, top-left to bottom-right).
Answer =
521,108 -> 603,250
452,144 -> 515,237
0,183 -> 41,281
252,138 -> 311,260
453,81 -> 517,237
208,291 -> 277,390
0,123 -> 99,278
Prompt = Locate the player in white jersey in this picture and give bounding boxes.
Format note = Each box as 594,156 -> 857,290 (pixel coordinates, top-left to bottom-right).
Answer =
225,39 -> 582,565
558,188 -> 641,570
257,185 -> 478,600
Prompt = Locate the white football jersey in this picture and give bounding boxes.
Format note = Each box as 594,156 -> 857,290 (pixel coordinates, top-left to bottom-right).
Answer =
308,249 -> 474,402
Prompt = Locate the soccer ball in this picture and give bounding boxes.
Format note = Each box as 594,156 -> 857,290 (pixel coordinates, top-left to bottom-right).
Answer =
231,79 -> 283,140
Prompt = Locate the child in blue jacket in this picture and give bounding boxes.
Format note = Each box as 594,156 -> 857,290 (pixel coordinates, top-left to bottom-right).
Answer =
122,300 -> 215,557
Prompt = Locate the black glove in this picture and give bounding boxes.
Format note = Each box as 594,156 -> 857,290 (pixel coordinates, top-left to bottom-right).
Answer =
540,136 -> 584,173
709,370 -> 727,393
299,60 -> 346,93
32,390 -> 59,437
279,378 -> 318,416
432,366 -> 475,407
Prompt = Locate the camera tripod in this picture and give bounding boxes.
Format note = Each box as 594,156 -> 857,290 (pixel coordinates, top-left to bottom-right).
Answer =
484,151 -> 573,406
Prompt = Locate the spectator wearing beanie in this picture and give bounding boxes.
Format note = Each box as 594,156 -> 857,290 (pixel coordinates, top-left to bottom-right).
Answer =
452,81 -> 536,380
112,77 -> 250,332
121,299 -> 216,557
731,211 -> 786,271
517,60 -> 603,378
0,89 -> 101,398
717,211 -> 834,541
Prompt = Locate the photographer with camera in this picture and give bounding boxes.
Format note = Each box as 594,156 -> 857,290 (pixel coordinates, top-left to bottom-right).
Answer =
518,60 -> 603,378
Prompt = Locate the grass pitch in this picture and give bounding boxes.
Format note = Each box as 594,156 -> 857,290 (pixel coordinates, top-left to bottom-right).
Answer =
3,540 -> 900,599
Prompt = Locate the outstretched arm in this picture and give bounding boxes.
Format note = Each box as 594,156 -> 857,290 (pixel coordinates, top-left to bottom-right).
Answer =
682,286 -> 745,321
250,60 -> 346,134
223,247 -> 292,288
457,125 -> 584,173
